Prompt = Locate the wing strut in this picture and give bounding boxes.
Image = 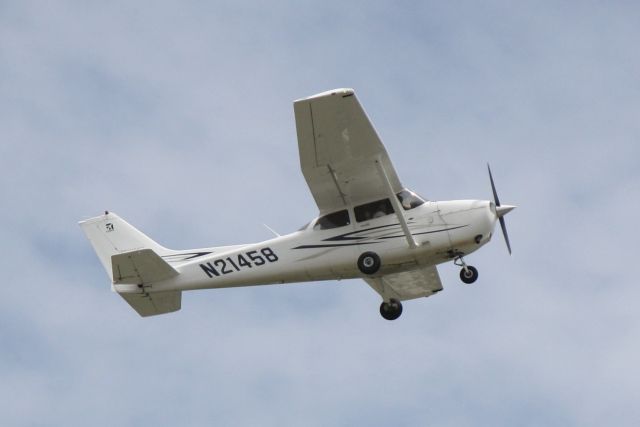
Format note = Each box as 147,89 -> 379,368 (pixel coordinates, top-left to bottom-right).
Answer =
374,157 -> 418,249
327,164 -> 348,206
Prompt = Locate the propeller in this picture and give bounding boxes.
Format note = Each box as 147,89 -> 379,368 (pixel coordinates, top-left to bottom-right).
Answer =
487,164 -> 516,255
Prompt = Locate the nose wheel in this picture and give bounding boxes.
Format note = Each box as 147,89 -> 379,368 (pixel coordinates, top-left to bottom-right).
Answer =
380,298 -> 403,320
454,256 -> 479,284
459,265 -> 479,284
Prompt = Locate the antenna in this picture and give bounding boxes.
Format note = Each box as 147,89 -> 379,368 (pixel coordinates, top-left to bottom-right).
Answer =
263,223 -> 281,237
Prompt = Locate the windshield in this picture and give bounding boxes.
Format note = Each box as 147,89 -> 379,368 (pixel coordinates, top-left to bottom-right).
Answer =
396,189 -> 426,210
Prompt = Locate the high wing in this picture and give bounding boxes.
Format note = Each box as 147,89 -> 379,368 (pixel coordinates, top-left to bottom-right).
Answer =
294,88 -> 403,215
364,266 -> 443,301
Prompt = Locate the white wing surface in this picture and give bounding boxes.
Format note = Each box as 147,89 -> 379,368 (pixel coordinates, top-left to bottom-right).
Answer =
294,88 -> 403,214
364,266 -> 443,301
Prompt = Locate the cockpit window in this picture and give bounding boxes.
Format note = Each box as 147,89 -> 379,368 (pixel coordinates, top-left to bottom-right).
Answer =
355,198 -> 395,222
396,189 -> 426,210
313,209 -> 350,230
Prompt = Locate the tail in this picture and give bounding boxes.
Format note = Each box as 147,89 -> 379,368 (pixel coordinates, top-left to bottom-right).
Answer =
79,211 -> 181,317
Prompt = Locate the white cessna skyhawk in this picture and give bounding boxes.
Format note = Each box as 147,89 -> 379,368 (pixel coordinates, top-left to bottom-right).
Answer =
80,88 -> 515,320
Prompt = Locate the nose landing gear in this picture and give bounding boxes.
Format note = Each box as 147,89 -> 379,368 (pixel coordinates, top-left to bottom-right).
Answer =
380,298 -> 403,320
454,256 -> 479,284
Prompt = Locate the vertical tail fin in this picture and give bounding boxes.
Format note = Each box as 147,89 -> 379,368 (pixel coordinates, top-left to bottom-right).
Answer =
79,212 -> 182,317
78,211 -> 170,281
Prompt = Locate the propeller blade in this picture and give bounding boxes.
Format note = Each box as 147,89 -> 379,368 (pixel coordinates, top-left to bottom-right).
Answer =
488,163 -> 514,255
487,163 -> 501,206
499,217 -> 512,255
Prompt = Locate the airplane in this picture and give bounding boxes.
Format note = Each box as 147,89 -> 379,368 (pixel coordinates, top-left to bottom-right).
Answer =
79,88 -> 516,320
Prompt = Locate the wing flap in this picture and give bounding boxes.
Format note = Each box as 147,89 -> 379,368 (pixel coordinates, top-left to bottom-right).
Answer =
364,266 -> 443,301
111,248 -> 179,285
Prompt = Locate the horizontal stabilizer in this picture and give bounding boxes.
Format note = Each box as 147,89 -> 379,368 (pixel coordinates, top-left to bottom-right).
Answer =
120,291 -> 182,317
112,248 -> 179,285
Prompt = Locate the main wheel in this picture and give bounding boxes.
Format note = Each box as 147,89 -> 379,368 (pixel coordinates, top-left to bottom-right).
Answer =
459,265 -> 479,284
380,298 -> 403,320
357,251 -> 381,275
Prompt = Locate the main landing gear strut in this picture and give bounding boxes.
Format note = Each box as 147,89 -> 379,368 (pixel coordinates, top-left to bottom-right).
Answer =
455,256 -> 479,284
359,250 -> 479,319
355,251 -> 403,321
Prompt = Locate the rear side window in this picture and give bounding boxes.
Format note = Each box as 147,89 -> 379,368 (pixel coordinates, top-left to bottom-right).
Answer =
355,199 -> 395,222
314,210 -> 350,230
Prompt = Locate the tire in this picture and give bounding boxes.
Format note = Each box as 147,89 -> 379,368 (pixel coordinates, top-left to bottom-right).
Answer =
357,251 -> 381,275
460,265 -> 479,284
380,299 -> 403,320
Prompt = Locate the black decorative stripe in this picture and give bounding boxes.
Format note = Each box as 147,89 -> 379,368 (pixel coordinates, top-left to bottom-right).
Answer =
293,225 -> 469,249
323,223 -> 398,242
293,242 -> 379,249
375,225 -> 468,240
162,251 -> 213,261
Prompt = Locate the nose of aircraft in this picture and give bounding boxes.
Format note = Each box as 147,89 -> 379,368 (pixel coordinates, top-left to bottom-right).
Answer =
496,204 -> 516,218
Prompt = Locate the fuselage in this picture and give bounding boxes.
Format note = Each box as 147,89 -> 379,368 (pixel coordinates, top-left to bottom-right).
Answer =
129,199 -> 499,294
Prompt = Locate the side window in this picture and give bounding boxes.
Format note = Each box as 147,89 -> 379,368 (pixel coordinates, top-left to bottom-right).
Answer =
313,210 -> 350,230
355,199 -> 395,222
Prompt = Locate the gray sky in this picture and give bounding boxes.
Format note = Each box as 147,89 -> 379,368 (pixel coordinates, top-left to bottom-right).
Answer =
2,1 -> 639,426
